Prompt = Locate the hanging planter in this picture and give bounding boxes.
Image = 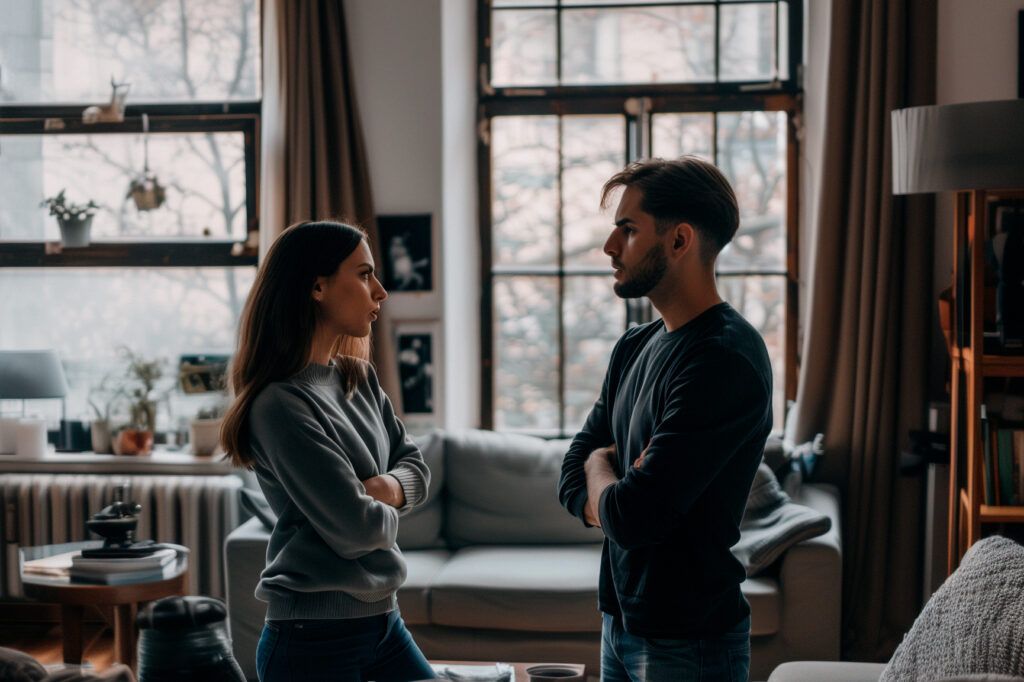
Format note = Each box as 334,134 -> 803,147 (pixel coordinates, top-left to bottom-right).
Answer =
127,113 -> 167,211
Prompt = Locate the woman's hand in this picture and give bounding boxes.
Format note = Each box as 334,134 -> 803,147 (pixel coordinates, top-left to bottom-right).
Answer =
362,474 -> 406,508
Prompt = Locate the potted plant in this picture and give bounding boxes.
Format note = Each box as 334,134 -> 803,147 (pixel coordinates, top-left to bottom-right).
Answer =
189,402 -> 227,457
112,347 -> 165,456
41,189 -> 99,247
87,375 -> 127,454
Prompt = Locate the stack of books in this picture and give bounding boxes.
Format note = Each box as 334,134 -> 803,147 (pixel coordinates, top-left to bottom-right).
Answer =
69,547 -> 179,585
981,404 -> 1024,506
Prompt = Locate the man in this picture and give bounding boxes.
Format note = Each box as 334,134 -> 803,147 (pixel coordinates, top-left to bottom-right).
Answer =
558,156 -> 773,682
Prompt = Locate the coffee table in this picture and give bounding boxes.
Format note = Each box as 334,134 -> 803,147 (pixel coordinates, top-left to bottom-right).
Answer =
20,540 -> 188,673
432,660 -> 586,680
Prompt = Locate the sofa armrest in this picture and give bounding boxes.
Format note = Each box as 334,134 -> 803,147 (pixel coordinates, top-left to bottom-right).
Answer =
768,661 -> 884,682
776,483 -> 842,662
224,516 -> 270,681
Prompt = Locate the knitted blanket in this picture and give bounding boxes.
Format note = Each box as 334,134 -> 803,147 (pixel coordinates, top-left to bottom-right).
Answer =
733,463 -> 832,577
881,536 -> 1024,681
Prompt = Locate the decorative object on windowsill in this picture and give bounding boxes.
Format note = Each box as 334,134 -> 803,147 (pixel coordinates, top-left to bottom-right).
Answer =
0,350 -> 69,456
88,373 -> 127,454
189,404 -> 227,458
127,113 -> 166,211
112,347 -> 166,456
41,189 -> 98,247
82,75 -> 130,124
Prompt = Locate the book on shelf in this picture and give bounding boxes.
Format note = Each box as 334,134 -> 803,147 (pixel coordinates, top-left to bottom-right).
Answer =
982,406 -> 995,505
1015,429 -> 1024,504
70,561 -> 181,585
996,428 -> 1016,506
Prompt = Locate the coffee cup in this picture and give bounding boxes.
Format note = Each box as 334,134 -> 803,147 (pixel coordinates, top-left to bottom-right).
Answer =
525,664 -> 584,682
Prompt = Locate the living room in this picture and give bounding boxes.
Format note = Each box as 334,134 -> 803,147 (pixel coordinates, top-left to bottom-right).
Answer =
2,1 -> 1024,681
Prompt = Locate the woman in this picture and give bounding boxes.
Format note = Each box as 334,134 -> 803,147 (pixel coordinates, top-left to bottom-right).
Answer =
221,221 -> 436,682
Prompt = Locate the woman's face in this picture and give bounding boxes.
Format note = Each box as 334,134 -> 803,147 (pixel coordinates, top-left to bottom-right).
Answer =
313,240 -> 388,338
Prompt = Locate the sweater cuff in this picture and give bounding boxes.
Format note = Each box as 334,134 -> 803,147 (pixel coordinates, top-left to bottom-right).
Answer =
388,467 -> 426,510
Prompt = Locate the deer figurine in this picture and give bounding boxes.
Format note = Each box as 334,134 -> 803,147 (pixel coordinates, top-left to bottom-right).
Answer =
82,77 -> 130,124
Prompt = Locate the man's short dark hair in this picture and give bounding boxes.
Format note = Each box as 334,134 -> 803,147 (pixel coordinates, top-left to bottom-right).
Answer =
601,156 -> 740,264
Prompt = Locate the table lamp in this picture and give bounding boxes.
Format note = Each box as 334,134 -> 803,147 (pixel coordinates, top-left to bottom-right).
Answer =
0,350 -> 69,455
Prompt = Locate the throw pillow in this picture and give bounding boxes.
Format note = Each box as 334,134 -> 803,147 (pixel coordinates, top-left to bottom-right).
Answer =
733,463 -> 831,576
0,647 -> 46,682
239,488 -> 277,531
881,536 -> 1024,682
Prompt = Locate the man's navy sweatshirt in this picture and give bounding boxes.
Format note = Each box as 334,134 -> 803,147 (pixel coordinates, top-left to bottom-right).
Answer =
558,302 -> 773,639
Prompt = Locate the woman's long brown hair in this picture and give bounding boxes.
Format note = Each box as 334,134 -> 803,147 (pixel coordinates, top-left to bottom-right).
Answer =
220,221 -> 371,467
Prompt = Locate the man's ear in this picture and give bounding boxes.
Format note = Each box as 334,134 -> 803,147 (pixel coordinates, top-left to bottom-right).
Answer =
669,222 -> 697,259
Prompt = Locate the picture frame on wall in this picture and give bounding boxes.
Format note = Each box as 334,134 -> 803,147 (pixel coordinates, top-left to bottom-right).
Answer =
377,214 -> 432,293
392,319 -> 443,431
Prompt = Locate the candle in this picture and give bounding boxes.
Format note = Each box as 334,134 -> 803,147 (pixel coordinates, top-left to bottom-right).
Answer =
0,416 -> 19,454
15,418 -> 48,458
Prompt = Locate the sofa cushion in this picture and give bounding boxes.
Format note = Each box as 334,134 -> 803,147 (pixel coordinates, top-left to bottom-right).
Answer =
743,576 -> 780,636
443,429 -> 604,546
429,545 -> 603,632
396,430 -> 446,550
397,549 -> 451,626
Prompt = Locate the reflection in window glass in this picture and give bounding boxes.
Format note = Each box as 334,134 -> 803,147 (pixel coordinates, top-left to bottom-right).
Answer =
564,275 -> 623,431
0,132 -> 247,240
491,10 -> 558,87
492,117 -> 559,266
719,275 -> 785,431
716,111 -> 786,272
562,6 -> 715,85
0,267 -> 254,431
494,276 -> 560,432
0,0 -> 260,103
562,116 -> 625,266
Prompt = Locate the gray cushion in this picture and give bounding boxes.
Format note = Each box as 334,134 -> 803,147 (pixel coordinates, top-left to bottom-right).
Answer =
768,661 -> 887,682
429,545 -> 603,632
397,549 -> 451,626
734,463 -> 832,576
881,536 -> 1024,682
396,430 -> 446,549
743,576 -> 780,636
443,429 -> 604,546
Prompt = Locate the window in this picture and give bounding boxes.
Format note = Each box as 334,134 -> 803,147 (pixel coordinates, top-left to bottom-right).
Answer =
480,0 -> 801,436
0,0 -> 260,438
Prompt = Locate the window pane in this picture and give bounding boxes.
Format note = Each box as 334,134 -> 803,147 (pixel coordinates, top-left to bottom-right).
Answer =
564,276 -> 624,432
495,0 -> 554,5
0,267 -> 254,432
778,1 -> 790,81
0,132 -> 248,241
562,6 -> 715,85
716,111 -> 786,272
492,10 -> 558,87
562,115 -> 624,267
494,276 -> 559,431
0,0 -> 260,103
651,112 -> 713,160
492,117 -> 559,266
719,3 -> 778,82
719,275 -> 784,432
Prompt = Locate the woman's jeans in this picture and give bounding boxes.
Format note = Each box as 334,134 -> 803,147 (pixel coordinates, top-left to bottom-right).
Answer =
256,609 -> 436,682
601,613 -> 751,682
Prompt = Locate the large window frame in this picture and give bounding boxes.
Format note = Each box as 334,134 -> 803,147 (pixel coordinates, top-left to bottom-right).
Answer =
478,0 -> 803,435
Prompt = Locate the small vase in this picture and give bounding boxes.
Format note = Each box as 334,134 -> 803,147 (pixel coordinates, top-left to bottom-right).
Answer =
114,429 -> 154,456
90,420 -> 112,454
189,418 -> 223,457
57,215 -> 93,247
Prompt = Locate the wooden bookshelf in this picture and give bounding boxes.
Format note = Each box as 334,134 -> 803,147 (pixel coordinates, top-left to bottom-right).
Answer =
948,188 -> 1024,574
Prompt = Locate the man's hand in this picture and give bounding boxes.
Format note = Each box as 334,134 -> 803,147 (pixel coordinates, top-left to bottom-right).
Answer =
633,441 -> 651,469
583,445 -> 618,528
362,474 -> 406,508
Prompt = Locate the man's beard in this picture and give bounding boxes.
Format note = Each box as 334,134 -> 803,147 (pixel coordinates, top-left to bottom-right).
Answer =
613,243 -> 668,298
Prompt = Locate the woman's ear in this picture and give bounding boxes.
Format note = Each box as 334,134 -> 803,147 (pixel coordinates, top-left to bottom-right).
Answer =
311,277 -> 326,302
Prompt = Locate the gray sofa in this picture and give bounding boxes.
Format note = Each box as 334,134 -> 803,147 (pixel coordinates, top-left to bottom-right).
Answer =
224,428 -> 843,681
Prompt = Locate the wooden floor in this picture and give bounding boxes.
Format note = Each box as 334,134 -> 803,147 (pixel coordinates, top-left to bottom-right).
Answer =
0,621 -> 116,671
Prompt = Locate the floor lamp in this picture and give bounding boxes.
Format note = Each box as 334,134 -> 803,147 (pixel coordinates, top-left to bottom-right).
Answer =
891,98 -> 1024,571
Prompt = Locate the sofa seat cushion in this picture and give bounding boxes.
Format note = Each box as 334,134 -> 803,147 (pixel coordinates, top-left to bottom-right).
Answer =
429,545 -> 603,633
742,576 -> 780,636
397,549 -> 451,626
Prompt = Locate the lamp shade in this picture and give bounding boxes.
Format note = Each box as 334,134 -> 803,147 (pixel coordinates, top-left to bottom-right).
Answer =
0,350 -> 69,399
892,99 -> 1024,195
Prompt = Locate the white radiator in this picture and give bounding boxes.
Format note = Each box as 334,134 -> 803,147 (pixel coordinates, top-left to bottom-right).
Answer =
0,473 -> 242,600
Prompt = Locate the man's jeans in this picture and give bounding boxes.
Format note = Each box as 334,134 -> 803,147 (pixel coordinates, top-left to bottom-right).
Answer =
601,612 -> 751,682
256,609 -> 436,681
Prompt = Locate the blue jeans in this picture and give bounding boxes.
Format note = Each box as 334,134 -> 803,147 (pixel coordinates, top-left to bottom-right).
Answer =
601,612 -> 751,682
256,609 -> 436,682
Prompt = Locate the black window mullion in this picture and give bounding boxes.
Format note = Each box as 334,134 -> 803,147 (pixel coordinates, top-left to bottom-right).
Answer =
557,116 -> 567,435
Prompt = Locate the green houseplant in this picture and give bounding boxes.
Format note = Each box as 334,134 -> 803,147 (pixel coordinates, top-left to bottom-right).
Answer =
41,189 -> 99,247
112,347 -> 165,456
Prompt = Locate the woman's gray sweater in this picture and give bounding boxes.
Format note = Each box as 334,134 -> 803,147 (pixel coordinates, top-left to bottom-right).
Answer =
248,360 -> 429,620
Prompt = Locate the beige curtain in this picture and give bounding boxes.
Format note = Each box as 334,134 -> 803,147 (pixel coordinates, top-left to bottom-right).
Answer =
259,0 -> 398,398
791,0 -> 937,661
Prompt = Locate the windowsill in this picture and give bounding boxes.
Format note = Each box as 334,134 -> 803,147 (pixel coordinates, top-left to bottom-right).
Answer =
0,448 -> 236,475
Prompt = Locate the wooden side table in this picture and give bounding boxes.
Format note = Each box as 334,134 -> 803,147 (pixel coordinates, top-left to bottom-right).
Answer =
20,542 -> 188,672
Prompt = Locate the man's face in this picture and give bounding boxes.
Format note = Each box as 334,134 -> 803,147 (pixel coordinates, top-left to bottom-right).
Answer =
603,186 -> 669,299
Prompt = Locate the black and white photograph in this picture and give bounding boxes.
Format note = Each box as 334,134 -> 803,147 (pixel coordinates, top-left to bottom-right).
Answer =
378,214 -> 432,292
392,321 -> 442,430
